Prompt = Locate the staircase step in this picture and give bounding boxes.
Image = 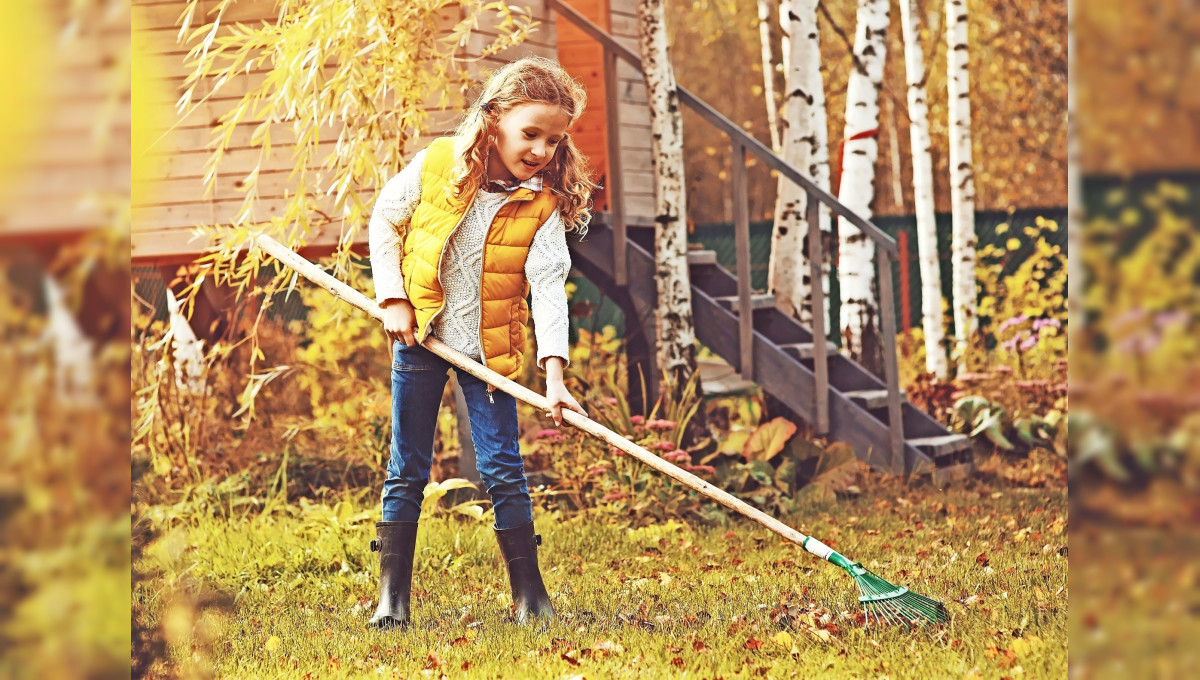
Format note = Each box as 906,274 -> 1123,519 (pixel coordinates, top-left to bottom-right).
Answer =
687,250 -> 718,266
906,434 -> 972,458
778,342 -> 839,360
712,294 -> 776,312
843,389 -> 906,409
931,462 -> 975,486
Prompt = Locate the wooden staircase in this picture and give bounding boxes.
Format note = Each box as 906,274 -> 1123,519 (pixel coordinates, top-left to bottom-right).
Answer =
569,221 -> 973,483
549,0 -> 972,482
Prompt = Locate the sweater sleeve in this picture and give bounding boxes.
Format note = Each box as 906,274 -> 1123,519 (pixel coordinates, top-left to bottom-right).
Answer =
368,149 -> 425,303
525,210 -> 573,369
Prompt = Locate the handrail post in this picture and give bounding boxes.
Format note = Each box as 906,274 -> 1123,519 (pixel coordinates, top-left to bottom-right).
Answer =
731,140 -> 753,380
806,195 -> 829,435
603,47 -> 627,286
876,250 -> 906,473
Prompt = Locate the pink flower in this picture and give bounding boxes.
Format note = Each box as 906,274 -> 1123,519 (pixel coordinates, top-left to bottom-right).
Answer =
609,445 -> 626,457
536,429 -> 562,439
587,464 -> 612,475
601,491 -> 628,502
649,441 -> 676,452
630,415 -> 645,425
647,418 -> 677,431
997,314 -> 1029,334
662,450 -> 691,463
683,464 -> 717,476
604,397 -> 619,405
956,372 -> 990,383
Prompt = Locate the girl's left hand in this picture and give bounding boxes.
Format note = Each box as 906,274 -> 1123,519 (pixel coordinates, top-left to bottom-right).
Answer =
545,382 -> 587,427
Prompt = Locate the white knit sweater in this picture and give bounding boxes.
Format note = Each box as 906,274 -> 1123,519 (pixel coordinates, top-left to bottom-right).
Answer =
368,149 -> 572,368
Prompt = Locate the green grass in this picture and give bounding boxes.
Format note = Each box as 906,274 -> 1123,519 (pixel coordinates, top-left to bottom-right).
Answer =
137,484 -> 1067,678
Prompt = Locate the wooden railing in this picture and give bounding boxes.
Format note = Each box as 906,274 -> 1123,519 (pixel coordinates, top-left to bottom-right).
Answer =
547,0 -> 905,464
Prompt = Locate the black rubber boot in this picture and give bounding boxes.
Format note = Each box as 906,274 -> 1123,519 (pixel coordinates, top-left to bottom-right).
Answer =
368,521 -> 418,630
495,521 -> 556,623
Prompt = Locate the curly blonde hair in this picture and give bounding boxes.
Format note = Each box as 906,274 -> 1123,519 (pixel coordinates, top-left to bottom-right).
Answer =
450,56 -> 598,233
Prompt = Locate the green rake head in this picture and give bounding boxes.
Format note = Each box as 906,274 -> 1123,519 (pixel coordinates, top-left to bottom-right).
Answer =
848,562 -> 950,628
802,536 -> 950,628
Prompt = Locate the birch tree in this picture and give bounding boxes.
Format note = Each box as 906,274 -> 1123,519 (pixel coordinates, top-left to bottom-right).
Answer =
636,0 -> 701,401
836,0 -> 889,364
899,0 -> 948,379
946,0 -> 978,367
769,0 -> 831,325
756,0 -> 781,152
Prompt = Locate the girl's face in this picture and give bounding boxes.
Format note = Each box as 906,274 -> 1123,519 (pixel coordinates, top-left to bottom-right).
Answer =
486,102 -> 571,184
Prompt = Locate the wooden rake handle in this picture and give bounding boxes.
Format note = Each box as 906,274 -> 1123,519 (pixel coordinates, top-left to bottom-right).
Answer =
254,233 -> 813,547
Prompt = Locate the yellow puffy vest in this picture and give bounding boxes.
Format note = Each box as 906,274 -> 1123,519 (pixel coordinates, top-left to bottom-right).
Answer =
400,137 -> 559,379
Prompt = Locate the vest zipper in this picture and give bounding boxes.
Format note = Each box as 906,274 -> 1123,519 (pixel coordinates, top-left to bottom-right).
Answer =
481,190 -> 538,404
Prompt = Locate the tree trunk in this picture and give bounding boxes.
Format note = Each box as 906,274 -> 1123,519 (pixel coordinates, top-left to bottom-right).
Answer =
946,0 -> 978,370
756,0 -> 781,152
1066,0 -> 1081,354
836,0 -> 889,370
900,0 -> 948,380
770,0 -> 831,326
636,0 -> 702,408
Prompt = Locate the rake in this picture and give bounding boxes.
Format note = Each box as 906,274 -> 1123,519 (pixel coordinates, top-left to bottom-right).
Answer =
255,234 -> 950,628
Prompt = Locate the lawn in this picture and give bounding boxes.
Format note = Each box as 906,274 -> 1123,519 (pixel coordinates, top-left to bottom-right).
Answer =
136,477 -> 1067,679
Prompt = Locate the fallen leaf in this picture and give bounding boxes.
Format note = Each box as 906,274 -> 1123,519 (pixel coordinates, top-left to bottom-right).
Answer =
744,417 -> 798,461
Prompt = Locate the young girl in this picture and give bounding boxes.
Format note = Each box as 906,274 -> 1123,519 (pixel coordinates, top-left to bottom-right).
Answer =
366,57 -> 596,630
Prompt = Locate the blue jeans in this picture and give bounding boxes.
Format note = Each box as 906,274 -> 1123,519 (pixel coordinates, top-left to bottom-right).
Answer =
381,340 -> 533,530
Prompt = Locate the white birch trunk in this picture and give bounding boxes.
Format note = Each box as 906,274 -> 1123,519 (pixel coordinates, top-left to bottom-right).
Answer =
1066,0 -> 1081,352
770,0 -> 831,326
837,0 -> 889,358
757,0 -> 781,152
636,0 -> 699,394
946,0 -> 978,368
900,0 -> 948,380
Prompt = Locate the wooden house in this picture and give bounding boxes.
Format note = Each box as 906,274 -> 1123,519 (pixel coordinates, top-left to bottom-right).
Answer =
130,0 -> 653,264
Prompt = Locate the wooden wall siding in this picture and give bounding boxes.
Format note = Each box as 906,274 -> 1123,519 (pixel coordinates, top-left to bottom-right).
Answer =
132,0 -> 558,263
0,1 -> 129,242
609,0 -> 653,221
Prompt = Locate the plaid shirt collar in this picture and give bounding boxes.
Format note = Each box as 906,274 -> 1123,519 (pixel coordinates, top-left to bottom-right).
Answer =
484,173 -> 543,193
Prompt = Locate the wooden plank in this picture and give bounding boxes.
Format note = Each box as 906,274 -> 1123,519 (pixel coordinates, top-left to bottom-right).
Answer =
620,194 -> 655,223
931,463 -> 974,486
843,389 -> 907,410
618,100 -> 651,126
778,342 -> 839,360
876,251 -> 906,473
604,49 -> 626,286
609,13 -> 637,36
906,434 -> 971,458
712,294 -> 775,311
133,195 -> 291,232
2,197 -> 120,235
131,221 -> 363,262
732,141 -> 754,381
806,196 -> 830,434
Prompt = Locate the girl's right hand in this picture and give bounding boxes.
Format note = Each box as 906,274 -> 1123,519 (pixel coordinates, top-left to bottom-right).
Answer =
382,299 -> 419,346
